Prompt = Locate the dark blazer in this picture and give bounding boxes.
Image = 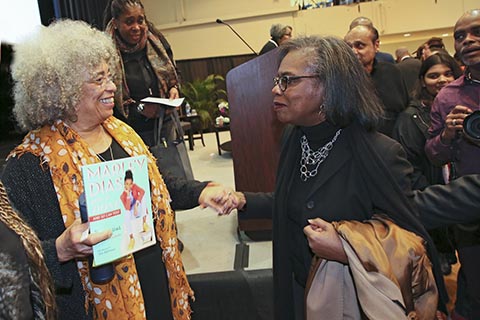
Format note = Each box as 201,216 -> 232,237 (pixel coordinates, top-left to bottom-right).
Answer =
259,40 -> 278,55
243,123 -> 480,319
376,51 -> 395,64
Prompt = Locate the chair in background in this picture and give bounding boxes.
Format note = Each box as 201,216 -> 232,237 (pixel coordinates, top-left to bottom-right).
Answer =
180,121 -> 194,150
191,118 -> 205,148
180,114 -> 205,150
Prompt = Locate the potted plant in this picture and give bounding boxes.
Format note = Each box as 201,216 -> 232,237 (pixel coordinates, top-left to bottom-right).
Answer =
181,74 -> 227,130
215,101 -> 230,127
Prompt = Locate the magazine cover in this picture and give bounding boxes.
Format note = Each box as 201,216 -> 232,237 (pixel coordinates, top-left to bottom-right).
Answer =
81,155 -> 156,266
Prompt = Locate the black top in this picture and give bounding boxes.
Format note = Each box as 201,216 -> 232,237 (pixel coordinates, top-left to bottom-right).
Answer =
287,121 -> 341,284
122,49 -> 160,136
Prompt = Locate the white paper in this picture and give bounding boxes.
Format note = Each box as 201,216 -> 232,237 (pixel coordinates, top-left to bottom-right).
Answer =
140,97 -> 185,107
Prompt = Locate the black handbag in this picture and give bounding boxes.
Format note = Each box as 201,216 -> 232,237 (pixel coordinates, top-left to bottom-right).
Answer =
150,108 -> 194,180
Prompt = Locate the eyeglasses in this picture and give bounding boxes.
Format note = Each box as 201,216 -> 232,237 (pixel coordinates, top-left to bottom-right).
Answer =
273,75 -> 318,92
87,73 -> 114,88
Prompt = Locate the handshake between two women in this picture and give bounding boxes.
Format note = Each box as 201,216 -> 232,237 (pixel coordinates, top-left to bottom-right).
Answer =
197,183 -> 246,216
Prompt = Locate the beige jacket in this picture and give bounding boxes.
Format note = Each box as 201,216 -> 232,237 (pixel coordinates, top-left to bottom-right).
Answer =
305,215 -> 438,320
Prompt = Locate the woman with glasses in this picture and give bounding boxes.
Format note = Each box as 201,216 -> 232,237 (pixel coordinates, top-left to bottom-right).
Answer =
230,36 -> 480,319
1,20 -> 239,320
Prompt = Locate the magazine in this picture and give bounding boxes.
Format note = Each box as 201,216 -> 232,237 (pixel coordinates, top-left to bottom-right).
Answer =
140,96 -> 184,107
81,155 -> 156,266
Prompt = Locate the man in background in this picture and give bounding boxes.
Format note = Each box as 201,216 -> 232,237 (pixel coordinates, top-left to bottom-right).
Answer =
345,24 -> 408,136
259,24 -> 293,55
349,16 -> 395,63
425,9 -> 480,319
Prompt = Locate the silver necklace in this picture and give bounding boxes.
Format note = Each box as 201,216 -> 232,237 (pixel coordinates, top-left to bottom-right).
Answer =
300,129 -> 341,181
96,145 -> 114,162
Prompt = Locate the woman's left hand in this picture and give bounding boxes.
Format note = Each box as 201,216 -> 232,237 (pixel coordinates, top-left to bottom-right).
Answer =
169,87 -> 179,99
303,218 -> 348,264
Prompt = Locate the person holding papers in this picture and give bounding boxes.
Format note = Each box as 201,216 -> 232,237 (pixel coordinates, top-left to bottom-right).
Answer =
1,20 -> 242,320
103,0 -> 194,253
103,0 -> 183,148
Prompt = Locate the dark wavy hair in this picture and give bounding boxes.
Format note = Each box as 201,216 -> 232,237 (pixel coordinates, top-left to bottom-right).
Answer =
412,52 -> 462,102
124,169 -> 134,181
278,35 -> 384,131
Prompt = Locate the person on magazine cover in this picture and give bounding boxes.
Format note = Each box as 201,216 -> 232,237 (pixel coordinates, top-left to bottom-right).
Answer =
1,20 -> 242,320
120,169 -> 148,250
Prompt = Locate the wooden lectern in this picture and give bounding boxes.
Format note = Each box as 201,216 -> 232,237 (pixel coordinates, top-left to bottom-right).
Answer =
226,49 -> 285,234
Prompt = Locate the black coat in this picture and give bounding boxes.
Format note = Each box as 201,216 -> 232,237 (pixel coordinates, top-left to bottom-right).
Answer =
392,100 -> 444,190
259,40 -> 278,55
243,123 -> 480,319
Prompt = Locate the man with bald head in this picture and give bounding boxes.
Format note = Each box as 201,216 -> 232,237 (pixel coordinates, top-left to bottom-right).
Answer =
345,24 -> 408,136
349,16 -> 395,63
425,9 -> 480,319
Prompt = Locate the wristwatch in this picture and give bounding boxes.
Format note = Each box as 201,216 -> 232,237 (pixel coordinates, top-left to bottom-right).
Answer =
137,103 -> 145,112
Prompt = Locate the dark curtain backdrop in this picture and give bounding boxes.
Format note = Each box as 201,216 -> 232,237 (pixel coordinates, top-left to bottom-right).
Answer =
37,0 -> 109,29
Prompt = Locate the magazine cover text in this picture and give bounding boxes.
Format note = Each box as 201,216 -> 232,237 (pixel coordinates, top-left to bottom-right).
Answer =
81,155 -> 156,266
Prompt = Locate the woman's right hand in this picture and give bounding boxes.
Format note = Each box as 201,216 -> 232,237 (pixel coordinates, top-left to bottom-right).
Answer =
441,105 -> 473,144
56,219 -> 112,262
303,218 -> 348,264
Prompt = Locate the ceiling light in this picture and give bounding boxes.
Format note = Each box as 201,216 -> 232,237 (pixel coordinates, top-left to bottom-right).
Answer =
403,33 -> 411,37
442,33 -> 449,37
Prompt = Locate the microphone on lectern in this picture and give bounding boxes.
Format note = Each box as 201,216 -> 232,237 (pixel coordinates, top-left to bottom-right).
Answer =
216,18 -> 258,55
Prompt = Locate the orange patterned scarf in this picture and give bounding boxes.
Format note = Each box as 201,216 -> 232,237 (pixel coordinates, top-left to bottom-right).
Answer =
10,117 -> 193,319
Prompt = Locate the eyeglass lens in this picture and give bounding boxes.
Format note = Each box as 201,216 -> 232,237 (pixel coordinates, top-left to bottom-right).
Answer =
273,76 -> 288,92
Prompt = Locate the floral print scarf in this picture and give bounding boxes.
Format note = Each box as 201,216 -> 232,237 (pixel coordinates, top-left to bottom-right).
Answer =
9,117 -> 193,319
